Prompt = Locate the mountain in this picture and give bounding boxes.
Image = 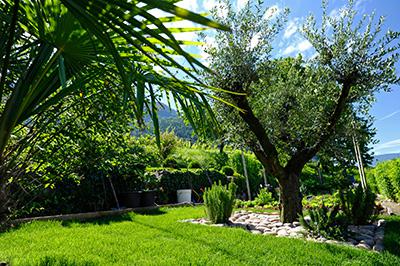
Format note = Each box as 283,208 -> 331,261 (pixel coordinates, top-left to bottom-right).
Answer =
372,153 -> 400,166
132,103 -> 195,140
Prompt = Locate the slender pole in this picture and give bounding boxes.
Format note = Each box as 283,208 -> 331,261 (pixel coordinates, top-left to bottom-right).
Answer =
262,166 -> 268,187
241,150 -> 251,201
352,134 -> 367,190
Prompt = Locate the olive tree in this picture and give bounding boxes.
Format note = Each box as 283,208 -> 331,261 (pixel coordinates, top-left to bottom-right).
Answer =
204,0 -> 400,222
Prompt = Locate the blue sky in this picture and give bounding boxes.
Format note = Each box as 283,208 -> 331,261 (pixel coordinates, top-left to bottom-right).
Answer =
154,0 -> 400,155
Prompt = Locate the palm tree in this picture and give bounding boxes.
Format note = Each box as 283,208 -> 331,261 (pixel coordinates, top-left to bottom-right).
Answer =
0,0 -> 230,160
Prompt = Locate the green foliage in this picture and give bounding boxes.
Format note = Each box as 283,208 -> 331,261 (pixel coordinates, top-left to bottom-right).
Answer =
339,185 -> 376,225
203,181 -> 237,224
299,204 -> 347,240
229,150 -> 263,196
188,161 -> 202,169
221,166 -> 234,176
153,169 -> 228,203
254,188 -> 275,206
163,157 -> 179,169
367,158 -> 400,201
302,192 -> 341,209
159,131 -> 180,160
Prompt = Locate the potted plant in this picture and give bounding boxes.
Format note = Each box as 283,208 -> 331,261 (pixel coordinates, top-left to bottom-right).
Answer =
141,172 -> 159,207
114,164 -> 145,208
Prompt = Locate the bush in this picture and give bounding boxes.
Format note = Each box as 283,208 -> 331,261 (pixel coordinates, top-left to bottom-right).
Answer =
299,204 -> 347,240
367,158 -> 400,202
152,169 -> 228,203
221,166 -> 234,176
188,161 -> 202,169
204,182 -> 237,223
254,188 -> 276,206
339,185 -> 376,225
302,192 -> 341,209
163,158 -> 179,169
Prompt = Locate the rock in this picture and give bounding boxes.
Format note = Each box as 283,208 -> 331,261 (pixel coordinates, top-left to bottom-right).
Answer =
387,207 -> 394,215
210,223 -> 225,227
292,221 -> 301,226
251,230 -> 262,235
317,236 -> 327,242
373,243 -> 384,252
263,231 -> 277,236
377,219 -> 386,227
353,234 -> 374,242
356,242 -> 371,249
347,238 -> 358,245
283,223 -> 292,227
277,229 -> 289,237
326,240 -> 340,245
360,239 -> 374,247
274,222 -> 283,227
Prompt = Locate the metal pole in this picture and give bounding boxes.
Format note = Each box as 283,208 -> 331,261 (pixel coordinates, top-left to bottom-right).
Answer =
241,150 -> 251,201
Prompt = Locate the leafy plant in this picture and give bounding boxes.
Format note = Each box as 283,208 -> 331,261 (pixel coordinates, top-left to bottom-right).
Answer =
188,161 -> 202,169
221,166 -> 234,176
299,204 -> 347,240
203,181 -> 237,224
339,185 -> 376,225
254,188 -> 276,206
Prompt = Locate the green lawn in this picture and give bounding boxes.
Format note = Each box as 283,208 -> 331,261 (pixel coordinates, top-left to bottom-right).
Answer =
1,207 -> 399,265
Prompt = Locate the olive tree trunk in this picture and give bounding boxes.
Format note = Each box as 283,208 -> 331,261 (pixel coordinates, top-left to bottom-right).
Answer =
278,172 -> 302,222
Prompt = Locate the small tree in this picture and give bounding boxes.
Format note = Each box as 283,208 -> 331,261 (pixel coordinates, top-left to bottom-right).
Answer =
204,0 -> 400,222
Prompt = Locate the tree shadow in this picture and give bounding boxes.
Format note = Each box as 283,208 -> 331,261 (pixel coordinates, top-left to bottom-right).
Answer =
61,213 -> 134,227
132,208 -> 167,216
383,216 -> 400,257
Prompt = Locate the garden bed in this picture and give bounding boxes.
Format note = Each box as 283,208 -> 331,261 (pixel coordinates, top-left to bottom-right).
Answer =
182,210 -> 386,251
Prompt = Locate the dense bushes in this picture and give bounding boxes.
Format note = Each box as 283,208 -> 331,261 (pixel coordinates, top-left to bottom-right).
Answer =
235,187 -> 278,208
299,205 -> 347,240
339,185 -> 376,225
221,166 -> 234,176
204,182 -> 237,223
151,169 -> 229,203
366,158 -> 400,201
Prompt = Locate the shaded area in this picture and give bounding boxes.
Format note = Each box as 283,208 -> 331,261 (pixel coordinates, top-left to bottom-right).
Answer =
61,213 -> 134,227
132,208 -> 166,216
384,215 -> 400,256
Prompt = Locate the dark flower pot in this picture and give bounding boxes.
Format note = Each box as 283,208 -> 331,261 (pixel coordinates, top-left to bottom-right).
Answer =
118,191 -> 141,208
141,190 -> 156,207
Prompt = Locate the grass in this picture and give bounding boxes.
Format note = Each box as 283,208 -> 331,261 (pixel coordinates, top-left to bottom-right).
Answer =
0,207 -> 399,265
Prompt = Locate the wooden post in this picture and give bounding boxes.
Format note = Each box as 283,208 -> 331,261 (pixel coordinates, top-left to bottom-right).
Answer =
352,134 -> 367,190
241,150 -> 251,201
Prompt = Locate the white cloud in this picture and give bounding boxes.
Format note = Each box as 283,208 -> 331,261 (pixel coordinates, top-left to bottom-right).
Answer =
263,5 -> 280,20
282,39 -> 312,55
373,139 -> 400,155
284,20 -> 298,39
176,0 -> 199,12
298,40 -> 312,52
236,0 -> 249,11
283,45 -> 296,55
377,110 -> 400,121
203,0 -> 218,11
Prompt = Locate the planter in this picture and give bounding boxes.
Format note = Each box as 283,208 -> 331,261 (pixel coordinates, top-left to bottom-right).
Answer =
118,191 -> 141,208
177,189 -> 192,203
141,190 -> 156,207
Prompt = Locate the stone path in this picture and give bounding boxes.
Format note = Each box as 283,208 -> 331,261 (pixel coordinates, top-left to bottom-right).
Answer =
181,210 -> 385,252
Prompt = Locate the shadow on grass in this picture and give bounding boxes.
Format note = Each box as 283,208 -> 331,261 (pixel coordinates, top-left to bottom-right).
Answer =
61,213 -> 134,227
132,208 -> 167,216
20,256 -> 96,266
383,216 -> 400,256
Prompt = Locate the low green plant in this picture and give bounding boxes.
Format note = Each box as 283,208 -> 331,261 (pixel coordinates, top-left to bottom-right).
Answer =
339,185 -> 376,225
254,188 -> 273,206
204,181 -> 237,223
163,158 -> 179,169
299,204 -> 347,240
188,161 -> 202,169
302,192 -> 341,209
221,166 -> 234,176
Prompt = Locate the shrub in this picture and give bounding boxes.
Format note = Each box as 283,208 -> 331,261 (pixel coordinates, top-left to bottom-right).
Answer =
221,166 -> 234,176
254,188 -> 276,206
299,204 -> 347,240
302,192 -> 341,209
339,185 -> 376,225
163,158 -> 179,169
153,169 -> 228,203
188,161 -> 202,169
204,182 -> 237,223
